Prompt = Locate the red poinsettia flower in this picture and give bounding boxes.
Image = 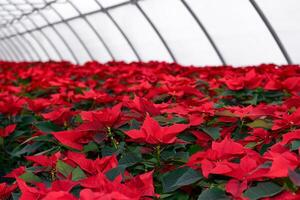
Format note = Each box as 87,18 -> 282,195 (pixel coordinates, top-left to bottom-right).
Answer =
80,171 -> 156,200
188,137 -> 245,178
263,144 -> 299,178
80,103 -> 126,129
272,107 -> 300,130
17,178 -> 77,200
66,151 -> 117,175
0,183 -> 17,200
123,96 -> 161,117
125,114 -> 188,144
0,95 -> 26,116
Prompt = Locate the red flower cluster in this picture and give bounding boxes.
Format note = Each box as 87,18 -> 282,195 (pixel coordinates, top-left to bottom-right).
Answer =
1,61 -> 300,199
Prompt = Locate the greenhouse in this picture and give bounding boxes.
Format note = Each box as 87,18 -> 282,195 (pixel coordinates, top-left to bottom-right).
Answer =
1,0 -> 300,199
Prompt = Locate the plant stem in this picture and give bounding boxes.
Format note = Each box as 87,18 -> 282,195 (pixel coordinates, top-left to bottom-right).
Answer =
156,145 -> 161,166
107,127 -> 118,149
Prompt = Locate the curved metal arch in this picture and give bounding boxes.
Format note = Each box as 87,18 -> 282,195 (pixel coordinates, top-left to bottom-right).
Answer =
0,33 -> 21,61
0,10 -> 26,61
133,0 -> 177,62
15,29 -> 43,61
180,0 -> 226,65
20,16 -> 50,60
22,0 -> 62,60
94,0 -> 142,61
0,29 -> 24,61
7,0 -> 59,25
0,41 -> 12,60
22,25 -> 52,61
38,0 -> 79,63
4,40 -> 16,61
249,0 -> 292,64
10,27 -> 36,60
6,26 -> 32,61
4,0 -> 51,61
0,6 -> 38,61
23,0 -> 63,60
47,3 -> 94,62
67,0 -> 115,61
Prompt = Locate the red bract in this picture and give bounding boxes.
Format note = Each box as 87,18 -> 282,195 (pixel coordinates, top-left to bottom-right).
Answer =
80,171 -> 156,200
225,179 -> 248,199
66,151 -> 117,174
17,178 -> 77,200
27,98 -> 51,112
0,183 -> 16,199
26,153 -> 60,168
80,103 -> 126,129
125,114 -> 188,144
281,129 -> 300,145
263,144 -> 299,178
42,107 -> 76,125
188,137 -> 246,178
0,124 -> 16,138
51,129 -> 93,150
124,96 -> 161,117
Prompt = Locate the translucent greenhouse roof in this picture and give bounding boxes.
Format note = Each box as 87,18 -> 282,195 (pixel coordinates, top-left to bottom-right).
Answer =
0,0 -> 299,66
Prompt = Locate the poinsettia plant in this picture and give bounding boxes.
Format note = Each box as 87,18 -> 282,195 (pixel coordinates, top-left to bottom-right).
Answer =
1,61 -> 300,199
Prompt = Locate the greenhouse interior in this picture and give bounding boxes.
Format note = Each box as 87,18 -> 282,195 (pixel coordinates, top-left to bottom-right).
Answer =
1,0 -> 300,199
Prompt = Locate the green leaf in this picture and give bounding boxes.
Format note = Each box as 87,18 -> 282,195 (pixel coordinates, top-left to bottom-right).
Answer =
12,192 -> 20,200
201,127 -> 221,140
72,167 -> 86,181
162,166 -> 202,193
34,121 -> 61,133
291,140 -> 300,151
101,142 -> 125,157
198,188 -> 230,200
10,142 -> 44,157
19,172 -> 42,183
56,160 -> 73,177
161,150 -> 189,162
32,134 -> 53,142
83,142 -> 98,153
16,115 -> 35,125
188,144 -> 202,155
161,191 -> 190,200
119,152 -> 142,168
106,166 -> 126,181
246,119 -> 272,129
243,93 -> 258,105
244,181 -> 283,200
288,169 -> 300,186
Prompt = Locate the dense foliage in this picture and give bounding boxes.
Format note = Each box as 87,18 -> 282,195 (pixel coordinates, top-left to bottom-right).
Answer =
1,61 -> 300,199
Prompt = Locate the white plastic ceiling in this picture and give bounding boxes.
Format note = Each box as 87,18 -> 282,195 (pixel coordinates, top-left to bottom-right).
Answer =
0,0 -> 299,66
